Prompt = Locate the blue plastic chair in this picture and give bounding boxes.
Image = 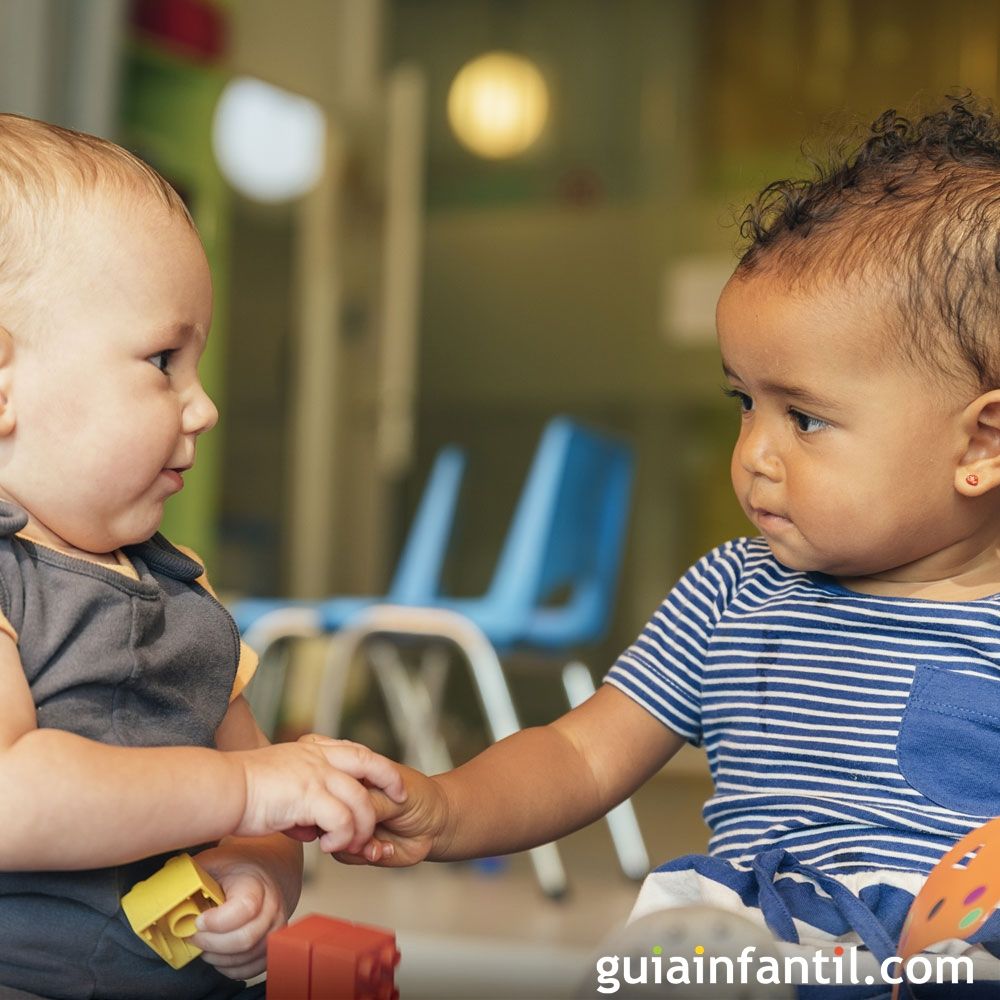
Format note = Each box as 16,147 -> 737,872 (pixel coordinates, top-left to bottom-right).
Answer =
438,415 -> 633,649
313,417 -> 644,896
230,445 -> 466,735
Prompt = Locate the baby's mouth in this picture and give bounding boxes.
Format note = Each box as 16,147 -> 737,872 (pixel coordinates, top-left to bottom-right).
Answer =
161,466 -> 190,491
750,505 -> 792,529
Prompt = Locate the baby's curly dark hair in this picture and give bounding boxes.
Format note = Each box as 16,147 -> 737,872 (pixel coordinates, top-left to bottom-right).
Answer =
737,94 -> 1000,391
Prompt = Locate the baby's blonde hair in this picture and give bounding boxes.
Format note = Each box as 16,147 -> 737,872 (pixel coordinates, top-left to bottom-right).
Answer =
0,113 -> 194,329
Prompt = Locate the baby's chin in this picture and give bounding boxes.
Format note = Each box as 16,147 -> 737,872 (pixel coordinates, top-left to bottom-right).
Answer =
72,517 -> 164,554
758,536 -> 856,577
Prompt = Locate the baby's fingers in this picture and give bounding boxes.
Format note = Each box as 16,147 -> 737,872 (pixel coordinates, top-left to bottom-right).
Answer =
333,837 -> 402,867
190,879 -> 270,973
194,875 -> 263,937
370,786 -> 406,825
325,836 -> 394,863
283,823 -> 322,843
309,770 -> 380,854
301,736 -> 407,803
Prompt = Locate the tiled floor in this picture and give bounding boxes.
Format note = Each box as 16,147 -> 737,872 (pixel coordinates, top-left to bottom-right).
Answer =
295,771 -> 714,998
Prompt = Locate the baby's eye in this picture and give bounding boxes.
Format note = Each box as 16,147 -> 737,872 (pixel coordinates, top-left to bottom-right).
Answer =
721,386 -> 753,413
148,349 -> 175,374
790,408 -> 828,434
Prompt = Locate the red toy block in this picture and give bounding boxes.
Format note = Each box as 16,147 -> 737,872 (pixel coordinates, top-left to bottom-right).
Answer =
266,914 -> 318,1000
267,914 -> 400,1000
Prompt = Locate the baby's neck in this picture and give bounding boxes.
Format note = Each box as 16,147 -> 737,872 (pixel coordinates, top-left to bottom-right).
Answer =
836,575 -> 999,601
0,491 -> 121,568
17,526 -> 122,569
838,549 -> 1000,602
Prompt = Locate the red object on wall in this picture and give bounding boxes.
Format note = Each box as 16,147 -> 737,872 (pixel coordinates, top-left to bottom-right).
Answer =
267,914 -> 401,1000
130,0 -> 226,61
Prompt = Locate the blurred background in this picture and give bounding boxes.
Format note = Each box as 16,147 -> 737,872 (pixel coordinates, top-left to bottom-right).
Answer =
1,0 -> 995,995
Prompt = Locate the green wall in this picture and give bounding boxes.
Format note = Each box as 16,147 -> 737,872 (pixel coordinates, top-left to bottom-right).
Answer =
120,36 -> 230,567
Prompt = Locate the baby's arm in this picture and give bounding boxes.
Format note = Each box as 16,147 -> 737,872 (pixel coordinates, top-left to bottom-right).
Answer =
0,632 -> 404,870
362,684 -> 685,865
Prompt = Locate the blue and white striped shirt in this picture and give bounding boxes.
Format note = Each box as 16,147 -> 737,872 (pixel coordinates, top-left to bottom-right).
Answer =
606,536 -> 1000,877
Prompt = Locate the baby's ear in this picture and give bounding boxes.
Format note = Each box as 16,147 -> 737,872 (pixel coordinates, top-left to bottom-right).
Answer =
0,327 -> 15,437
956,389 -> 1000,496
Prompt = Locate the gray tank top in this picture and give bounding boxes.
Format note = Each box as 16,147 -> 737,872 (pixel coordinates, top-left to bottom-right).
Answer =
0,501 -> 247,999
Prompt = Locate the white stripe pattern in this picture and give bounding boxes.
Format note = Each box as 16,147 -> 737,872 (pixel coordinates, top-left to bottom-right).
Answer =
606,537 -> 1000,876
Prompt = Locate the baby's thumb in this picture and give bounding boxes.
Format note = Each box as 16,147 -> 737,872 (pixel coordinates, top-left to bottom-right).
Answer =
370,786 -> 404,824
195,875 -> 261,933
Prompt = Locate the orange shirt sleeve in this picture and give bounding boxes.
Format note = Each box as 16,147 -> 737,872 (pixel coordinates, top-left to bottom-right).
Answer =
230,642 -> 260,702
0,608 -> 16,644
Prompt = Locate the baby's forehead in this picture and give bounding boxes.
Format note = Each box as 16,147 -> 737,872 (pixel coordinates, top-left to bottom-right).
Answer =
8,188 -> 189,293
723,259 -> 886,315
722,263 -> 980,401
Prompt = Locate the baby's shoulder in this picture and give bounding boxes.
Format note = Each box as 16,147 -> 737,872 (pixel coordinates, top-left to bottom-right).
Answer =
669,536 -> 778,610
684,535 -> 815,609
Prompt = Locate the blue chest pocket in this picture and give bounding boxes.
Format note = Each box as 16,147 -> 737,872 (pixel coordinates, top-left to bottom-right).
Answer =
897,664 -> 1000,817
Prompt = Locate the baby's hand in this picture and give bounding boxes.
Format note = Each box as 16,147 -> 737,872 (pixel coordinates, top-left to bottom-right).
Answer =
187,849 -> 284,981
336,763 -> 448,868
231,737 -> 406,854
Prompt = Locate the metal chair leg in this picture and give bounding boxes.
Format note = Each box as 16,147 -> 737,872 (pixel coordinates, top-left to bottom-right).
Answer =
367,640 -> 453,774
242,607 -> 323,740
312,627 -> 362,739
562,661 -> 650,880
416,643 -> 451,742
311,605 -> 569,898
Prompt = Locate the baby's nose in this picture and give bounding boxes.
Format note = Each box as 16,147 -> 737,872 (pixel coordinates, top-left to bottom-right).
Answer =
186,384 -> 219,435
737,424 -> 782,481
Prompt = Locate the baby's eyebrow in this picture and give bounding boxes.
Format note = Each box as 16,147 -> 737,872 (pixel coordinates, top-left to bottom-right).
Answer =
153,321 -> 205,345
721,363 -> 844,412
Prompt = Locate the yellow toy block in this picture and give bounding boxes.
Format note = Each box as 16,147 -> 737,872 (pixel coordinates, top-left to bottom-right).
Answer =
121,853 -> 225,969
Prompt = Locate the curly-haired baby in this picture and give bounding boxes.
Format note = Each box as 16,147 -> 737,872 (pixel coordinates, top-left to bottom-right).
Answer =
359,97 -> 1000,996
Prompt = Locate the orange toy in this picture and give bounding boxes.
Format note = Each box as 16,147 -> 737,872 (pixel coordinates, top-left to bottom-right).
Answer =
267,913 -> 400,1000
892,815 -> 1000,999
